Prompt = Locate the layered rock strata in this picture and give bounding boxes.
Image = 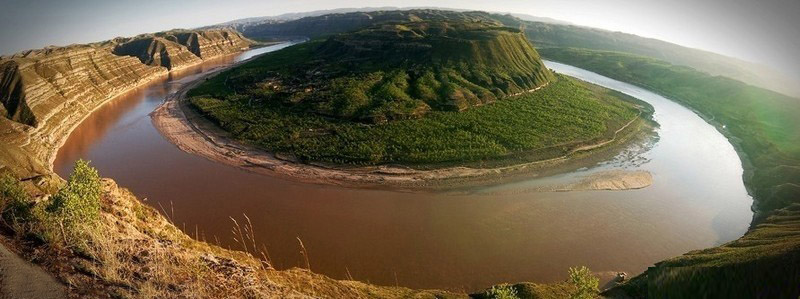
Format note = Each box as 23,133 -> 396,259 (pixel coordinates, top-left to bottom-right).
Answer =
0,29 -> 252,178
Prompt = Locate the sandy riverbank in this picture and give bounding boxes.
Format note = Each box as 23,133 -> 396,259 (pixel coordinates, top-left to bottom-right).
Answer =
484,170 -> 653,196
151,61 -> 653,190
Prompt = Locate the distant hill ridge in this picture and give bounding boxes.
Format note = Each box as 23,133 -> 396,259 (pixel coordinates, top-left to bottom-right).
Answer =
221,8 -> 798,98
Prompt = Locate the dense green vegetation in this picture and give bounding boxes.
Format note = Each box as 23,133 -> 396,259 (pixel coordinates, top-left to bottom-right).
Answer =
485,284 -> 518,299
568,266 -> 599,299
1,160 -> 101,247
191,72 -> 638,166
188,20 -> 643,167
197,20 -> 553,123
540,48 -> 800,298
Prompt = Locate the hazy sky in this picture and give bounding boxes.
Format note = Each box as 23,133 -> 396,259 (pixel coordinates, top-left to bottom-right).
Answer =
1,0 -> 798,80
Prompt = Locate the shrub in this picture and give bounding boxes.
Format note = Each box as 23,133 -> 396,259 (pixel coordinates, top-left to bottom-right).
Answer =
0,174 -> 32,226
569,266 -> 599,299
487,284 -> 518,299
45,160 -> 102,245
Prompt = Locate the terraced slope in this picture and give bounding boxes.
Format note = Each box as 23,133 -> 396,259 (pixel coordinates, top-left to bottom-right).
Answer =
0,28 -> 251,179
112,36 -> 202,70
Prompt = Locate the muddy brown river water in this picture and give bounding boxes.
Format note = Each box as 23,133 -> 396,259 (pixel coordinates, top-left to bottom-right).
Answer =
54,45 -> 753,291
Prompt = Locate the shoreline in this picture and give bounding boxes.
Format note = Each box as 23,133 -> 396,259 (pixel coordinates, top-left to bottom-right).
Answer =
151,60 -> 653,191
41,48 -> 255,176
42,70 -> 169,172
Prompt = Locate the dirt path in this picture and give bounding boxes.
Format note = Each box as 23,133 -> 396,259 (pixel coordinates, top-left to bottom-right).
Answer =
0,241 -> 65,299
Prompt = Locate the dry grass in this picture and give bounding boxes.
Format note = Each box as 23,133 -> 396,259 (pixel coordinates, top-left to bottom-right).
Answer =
2,178 -> 459,298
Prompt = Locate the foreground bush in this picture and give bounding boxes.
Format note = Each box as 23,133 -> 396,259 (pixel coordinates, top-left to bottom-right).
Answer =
569,266 -> 599,299
42,159 -> 101,246
0,174 -> 33,228
487,284 -> 519,299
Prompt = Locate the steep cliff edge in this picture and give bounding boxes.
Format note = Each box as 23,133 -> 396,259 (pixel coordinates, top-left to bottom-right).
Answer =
0,44 -> 168,179
112,36 -> 201,70
111,29 -> 253,71
165,29 -> 252,58
0,28 -> 252,179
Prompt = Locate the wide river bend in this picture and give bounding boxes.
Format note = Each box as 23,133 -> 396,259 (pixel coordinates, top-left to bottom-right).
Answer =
54,45 -> 752,291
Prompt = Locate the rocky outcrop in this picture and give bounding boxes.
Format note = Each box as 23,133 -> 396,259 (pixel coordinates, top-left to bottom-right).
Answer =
0,44 -> 168,178
0,28 -> 252,178
111,28 -> 252,71
165,29 -> 252,59
112,36 -> 201,70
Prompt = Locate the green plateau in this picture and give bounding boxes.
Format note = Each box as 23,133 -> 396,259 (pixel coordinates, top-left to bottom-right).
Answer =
187,20 -> 643,167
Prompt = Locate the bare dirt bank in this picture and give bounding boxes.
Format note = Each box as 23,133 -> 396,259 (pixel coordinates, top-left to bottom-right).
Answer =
152,65 -> 651,191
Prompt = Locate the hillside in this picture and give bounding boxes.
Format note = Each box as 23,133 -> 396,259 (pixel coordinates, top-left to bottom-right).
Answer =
187,19 -> 645,167
222,20 -> 553,122
226,9 -> 798,98
522,22 -> 799,98
111,29 -> 252,70
541,48 -> 800,298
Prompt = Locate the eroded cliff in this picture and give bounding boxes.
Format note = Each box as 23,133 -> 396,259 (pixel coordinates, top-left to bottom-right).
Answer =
111,29 -> 253,71
0,28 -> 252,179
112,36 -> 202,70
165,29 -> 252,58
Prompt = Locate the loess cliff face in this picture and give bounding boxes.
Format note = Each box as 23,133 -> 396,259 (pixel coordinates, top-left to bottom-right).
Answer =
0,45 -> 168,129
112,28 -> 252,70
112,36 -> 202,70
0,28 -> 251,178
165,29 -> 252,58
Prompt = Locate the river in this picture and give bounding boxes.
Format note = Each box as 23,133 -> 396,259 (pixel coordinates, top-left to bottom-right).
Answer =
53,45 -> 752,291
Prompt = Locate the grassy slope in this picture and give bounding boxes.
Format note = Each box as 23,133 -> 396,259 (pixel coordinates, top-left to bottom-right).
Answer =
519,21 -> 798,97
190,74 -> 637,167
539,48 -> 800,297
211,21 -> 555,122
0,173 -> 462,298
186,30 -> 641,167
